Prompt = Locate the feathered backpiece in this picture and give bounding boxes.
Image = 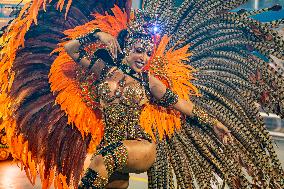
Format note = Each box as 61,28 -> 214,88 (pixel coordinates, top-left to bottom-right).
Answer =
1,0 -> 284,188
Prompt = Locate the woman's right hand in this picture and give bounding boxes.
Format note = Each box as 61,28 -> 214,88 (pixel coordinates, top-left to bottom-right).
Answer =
213,121 -> 233,145
96,32 -> 122,59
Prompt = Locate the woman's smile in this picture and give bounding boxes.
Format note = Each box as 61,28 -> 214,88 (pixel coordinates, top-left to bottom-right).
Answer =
135,61 -> 145,68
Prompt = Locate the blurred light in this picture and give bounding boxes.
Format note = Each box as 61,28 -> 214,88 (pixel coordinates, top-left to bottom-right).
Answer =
254,0 -> 259,9
153,26 -> 158,33
132,0 -> 141,9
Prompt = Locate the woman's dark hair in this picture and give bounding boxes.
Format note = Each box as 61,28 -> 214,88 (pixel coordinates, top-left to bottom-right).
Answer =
117,29 -> 129,51
92,29 -> 128,66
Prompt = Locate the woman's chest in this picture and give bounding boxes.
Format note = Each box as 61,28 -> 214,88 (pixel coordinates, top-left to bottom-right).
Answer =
97,71 -> 147,106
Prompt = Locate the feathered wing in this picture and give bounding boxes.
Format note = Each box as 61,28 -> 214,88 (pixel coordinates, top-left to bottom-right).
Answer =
143,0 -> 284,188
48,5 -> 129,150
0,0 -> 131,188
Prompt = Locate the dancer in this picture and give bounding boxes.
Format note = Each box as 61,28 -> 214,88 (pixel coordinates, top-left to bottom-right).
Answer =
63,17 -> 232,188
0,0 -> 283,188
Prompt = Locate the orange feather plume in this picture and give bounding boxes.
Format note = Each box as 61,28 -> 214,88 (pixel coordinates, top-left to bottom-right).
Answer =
0,1 -> 73,188
63,5 -> 128,39
140,36 -> 200,140
49,49 -> 105,147
48,5 -> 129,149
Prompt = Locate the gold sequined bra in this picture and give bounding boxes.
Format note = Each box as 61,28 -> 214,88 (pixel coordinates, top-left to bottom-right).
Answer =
96,68 -> 147,108
78,66 -> 146,109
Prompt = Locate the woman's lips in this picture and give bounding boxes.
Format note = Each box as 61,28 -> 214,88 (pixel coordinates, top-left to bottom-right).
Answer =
135,61 -> 144,68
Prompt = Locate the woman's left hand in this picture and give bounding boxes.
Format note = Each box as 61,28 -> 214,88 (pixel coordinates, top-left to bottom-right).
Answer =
96,32 -> 122,59
213,121 -> 233,145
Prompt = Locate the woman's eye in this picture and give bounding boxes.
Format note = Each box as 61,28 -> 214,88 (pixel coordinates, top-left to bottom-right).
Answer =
135,48 -> 143,53
147,51 -> 152,57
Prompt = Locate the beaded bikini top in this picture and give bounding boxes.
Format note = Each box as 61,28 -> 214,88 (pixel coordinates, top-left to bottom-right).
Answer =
79,66 -> 147,110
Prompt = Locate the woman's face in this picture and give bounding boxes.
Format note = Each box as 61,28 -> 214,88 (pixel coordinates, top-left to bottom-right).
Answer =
126,42 -> 153,73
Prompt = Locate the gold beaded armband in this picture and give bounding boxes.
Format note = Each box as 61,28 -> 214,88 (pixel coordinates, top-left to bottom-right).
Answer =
192,105 -> 218,126
157,88 -> 179,107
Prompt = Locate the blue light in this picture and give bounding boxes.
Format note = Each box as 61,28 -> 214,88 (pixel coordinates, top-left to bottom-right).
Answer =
153,26 -> 158,33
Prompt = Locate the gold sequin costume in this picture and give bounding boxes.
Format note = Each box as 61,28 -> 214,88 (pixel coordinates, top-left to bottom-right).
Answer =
81,67 -> 152,145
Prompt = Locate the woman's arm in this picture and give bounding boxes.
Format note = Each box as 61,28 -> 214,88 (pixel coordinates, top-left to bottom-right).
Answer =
148,74 -> 232,144
64,31 -> 122,68
64,39 -> 92,68
148,74 -> 194,116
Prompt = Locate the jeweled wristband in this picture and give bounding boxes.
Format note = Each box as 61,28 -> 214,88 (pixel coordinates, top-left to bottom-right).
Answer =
79,168 -> 108,188
76,28 -> 101,46
192,105 -> 218,126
